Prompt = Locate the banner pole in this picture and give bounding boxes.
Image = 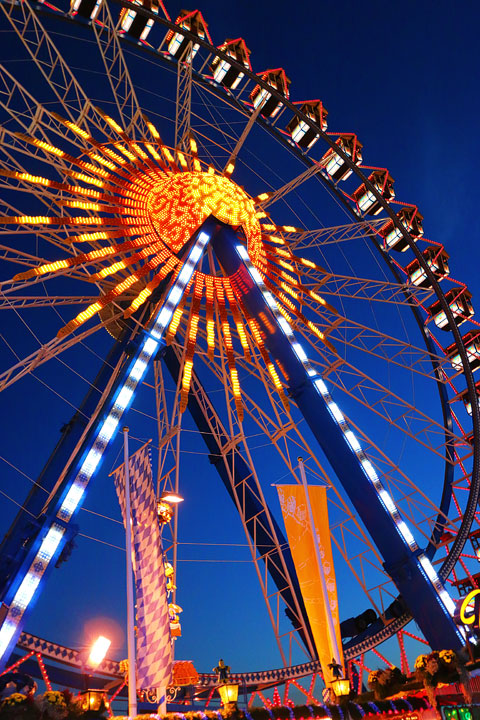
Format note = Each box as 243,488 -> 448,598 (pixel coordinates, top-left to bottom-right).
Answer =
123,427 -> 138,718
297,457 -> 342,681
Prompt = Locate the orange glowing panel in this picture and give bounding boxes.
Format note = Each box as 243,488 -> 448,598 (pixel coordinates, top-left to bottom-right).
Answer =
224,280 -> 251,361
13,133 -> 66,159
165,300 -> 186,345
215,279 -> 243,421
180,274 -> 204,412
205,275 -> 215,360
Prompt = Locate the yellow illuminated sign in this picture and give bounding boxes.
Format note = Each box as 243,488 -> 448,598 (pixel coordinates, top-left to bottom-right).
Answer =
459,589 -> 480,625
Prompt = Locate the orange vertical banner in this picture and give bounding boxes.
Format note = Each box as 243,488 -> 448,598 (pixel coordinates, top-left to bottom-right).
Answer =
277,484 -> 343,683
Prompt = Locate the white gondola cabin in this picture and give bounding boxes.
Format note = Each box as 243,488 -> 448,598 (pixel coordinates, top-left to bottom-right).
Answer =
211,38 -> 251,90
470,529 -> 480,561
352,170 -> 395,216
166,9 -> 210,61
452,380 -> 480,416
452,571 -> 480,596
428,287 -> 474,330
380,206 -> 424,252
406,245 -> 449,288
286,100 -> 328,150
445,330 -> 480,373
69,0 -> 103,20
119,0 -> 168,41
250,68 -> 291,119
321,134 -> 363,182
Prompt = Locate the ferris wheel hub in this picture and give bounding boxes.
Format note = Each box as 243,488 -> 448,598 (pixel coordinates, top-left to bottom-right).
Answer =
146,169 -> 261,257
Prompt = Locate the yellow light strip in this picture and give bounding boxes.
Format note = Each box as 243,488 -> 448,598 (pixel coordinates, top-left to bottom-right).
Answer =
264,234 -> 285,245
224,161 -> 235,177
143,115 -> 161,140
88,239 -> 164,281
165,300 -> 185,345
180,274 -> 204,412
13,133 -> 66,159
124,256 -> 179,318
205,275 -> 215,360
266,361 -> 290,411
130,143 -> 149,161
224,280 -> 250,361
216,279 -> 243,421
177,151 -> 188,170
144,143 -> 161,161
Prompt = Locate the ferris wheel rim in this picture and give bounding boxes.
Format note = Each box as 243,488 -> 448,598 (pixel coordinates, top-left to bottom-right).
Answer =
0,0 -> 478,664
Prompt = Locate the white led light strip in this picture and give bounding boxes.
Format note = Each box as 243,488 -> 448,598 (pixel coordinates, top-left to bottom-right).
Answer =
0,230 -> 210,663
236,244 -> 459,622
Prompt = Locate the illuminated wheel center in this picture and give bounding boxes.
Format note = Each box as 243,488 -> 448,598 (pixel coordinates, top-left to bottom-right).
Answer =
147,170 -> 263,257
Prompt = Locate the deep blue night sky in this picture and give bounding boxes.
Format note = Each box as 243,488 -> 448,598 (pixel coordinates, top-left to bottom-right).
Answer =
0,0 -> 480,681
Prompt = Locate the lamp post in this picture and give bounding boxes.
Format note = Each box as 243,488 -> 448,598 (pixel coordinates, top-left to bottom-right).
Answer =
123,427 -> 137,719
213,659 -> 239,714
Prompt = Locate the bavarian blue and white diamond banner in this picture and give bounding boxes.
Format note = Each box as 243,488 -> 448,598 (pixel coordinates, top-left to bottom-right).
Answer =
113,443 -> 172,690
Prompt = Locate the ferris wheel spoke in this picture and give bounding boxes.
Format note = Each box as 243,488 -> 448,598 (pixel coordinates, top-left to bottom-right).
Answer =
174,51 -> 193,153
300,269 -> 433,306
90,0 -> 149,138
309,311 -> 451,381
258,160 -> 328,210
223,103 -> 262,173
0,295 -> 99,310
0,1 -> 121,142
325,361 -> 461,460
0,312 -> 122,392
290,219 -> 386,250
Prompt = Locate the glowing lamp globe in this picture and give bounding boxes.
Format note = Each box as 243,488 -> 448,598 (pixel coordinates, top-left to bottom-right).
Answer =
80,689 -> 109,712
218,683 -> 239,706
160,491 -> 184,504
86,635 -> 111,669
332,678 -> 350,698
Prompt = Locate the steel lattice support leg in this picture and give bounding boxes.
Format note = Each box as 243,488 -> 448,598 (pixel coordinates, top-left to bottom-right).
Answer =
210,218 -> 464,652
0,221 -> 212,669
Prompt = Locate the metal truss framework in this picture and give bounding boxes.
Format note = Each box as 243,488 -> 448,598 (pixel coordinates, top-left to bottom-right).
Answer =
0,0 -> 476,668
174,49 -> 193,154
160,343 -> 316,666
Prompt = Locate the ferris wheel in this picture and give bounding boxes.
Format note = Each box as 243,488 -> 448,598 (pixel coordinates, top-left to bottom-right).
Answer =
0,0 -> 479,685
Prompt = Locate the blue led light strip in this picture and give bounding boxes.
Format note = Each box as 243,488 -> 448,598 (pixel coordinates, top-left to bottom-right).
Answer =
0,230 -> 211,664
235,243 -> 461,629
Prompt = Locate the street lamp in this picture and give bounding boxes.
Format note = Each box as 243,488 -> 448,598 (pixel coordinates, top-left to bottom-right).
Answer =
86,636 -> 111,670
331,678 -> 351,699
79,689 -> 109,713
218,683 -> 239,711
157,491 -> 184,524
83,635 -> 111,695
